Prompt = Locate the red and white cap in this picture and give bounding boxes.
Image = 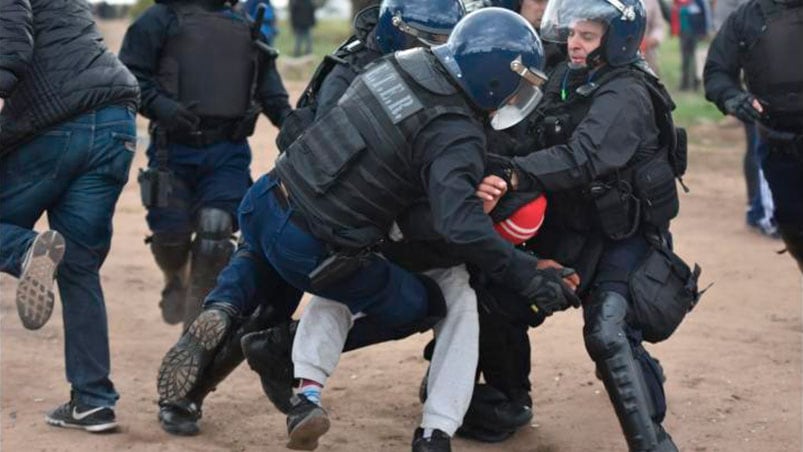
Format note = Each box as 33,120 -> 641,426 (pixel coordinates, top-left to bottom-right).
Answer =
494,195 -> 547,245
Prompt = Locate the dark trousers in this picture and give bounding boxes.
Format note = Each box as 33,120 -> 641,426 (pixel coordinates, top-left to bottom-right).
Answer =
145,139 -> 251,236
586,234 -> 667,422
679,31 -> 699,91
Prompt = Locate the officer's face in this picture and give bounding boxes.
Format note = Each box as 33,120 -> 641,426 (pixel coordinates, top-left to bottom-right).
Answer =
567,20 -> 605,67
520,0 -> 548,28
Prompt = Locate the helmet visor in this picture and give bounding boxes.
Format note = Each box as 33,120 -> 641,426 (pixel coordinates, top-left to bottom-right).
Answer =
491,79 -> 544,130
393,14 -> 452,48
540,0 -> 632,42
490,56 -> 546,130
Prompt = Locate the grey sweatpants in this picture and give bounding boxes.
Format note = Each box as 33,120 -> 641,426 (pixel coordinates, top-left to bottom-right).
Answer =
292,264 -> 479,436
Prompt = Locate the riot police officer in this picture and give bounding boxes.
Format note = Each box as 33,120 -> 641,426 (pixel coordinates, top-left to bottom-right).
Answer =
482,0 -> 702,449
154,0 -> 468,437
119,0 -> 292,327
703,0 -> 803,273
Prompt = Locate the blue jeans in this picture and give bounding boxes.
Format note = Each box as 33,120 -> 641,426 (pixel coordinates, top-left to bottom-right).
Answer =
204,239 -> 303,320
236,174 -> 428,328
0,106 -> 136,407
145,139 -> 251,235
746,132 -> 776,231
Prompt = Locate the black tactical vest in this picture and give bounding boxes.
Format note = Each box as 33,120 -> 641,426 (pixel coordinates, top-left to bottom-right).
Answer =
157,4 -> 256,119
744,0 -> 803,127
529,62 -> 680,239
275,49 -> 475,250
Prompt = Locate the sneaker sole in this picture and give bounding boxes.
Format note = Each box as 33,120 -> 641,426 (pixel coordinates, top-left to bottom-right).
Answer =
16,231 -> 65,330
287,413 -> 330,451
157,310 -> 228,402
45,416 -> 118,433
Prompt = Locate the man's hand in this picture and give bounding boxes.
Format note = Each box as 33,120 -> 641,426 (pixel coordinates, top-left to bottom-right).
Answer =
476,175 -> 508,213
536,258 -> 581,291
0,98 -> 5,112
724,92 -> 764,123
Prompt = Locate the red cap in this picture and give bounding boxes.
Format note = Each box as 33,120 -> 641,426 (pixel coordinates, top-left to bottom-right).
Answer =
494,195 -> 547,245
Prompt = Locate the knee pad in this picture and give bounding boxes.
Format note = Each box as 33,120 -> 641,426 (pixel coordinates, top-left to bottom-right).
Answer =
149,232 -> 192,273
193,208 -> 235,261
196,208 -> 233,241
583,291 -> 629,362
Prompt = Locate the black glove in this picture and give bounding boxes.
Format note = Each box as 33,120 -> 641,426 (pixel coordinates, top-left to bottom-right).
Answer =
485,153 -> 516,188
723,92 -> 762,123
158,101 -> 200,133
525,267 -> 581,321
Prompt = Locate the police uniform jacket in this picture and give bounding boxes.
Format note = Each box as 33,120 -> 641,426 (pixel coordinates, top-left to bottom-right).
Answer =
119,1 -> 291,129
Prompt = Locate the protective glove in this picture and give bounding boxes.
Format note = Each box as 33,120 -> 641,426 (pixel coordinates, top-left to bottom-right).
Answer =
156,100 -> 200,133
723,92 -> 762,123
522,267 -> 581,325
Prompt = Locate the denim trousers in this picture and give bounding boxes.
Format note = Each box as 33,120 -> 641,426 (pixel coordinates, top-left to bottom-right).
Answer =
0,105 -> 136,407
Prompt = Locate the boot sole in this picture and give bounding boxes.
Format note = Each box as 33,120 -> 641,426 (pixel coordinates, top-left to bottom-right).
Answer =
16,231 -> 65,330
287,412 -> 330,451
157,310 -> 228,402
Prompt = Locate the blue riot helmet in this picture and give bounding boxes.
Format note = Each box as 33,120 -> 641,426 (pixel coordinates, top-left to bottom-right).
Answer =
540,0 -> 646,67
375,0 -> 466,54
462,0 -> 522,12
433,7 -> 547,130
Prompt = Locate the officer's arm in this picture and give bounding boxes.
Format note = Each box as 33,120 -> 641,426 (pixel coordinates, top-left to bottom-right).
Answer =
314,66 -> 356,120
256,54 -> 292,127
703,6 -> 748,112
0,0 -> 33,99
512,79 -> 652,192
417,116 -> 542,296
118,5 -> 176,121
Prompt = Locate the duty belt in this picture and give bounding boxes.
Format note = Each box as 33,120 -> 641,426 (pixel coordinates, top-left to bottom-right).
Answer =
168,125 -> 236,148
757,123 -> 803,154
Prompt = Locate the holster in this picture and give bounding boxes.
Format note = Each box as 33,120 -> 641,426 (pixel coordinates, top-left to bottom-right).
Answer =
308,250 -> 371,292
591,180 -> 640,241
139,126 -> 172,208
138,167 -> 172,208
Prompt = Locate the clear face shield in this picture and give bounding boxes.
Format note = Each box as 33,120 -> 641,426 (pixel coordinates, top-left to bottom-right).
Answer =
539,0 -> 635,42
392,14 -> 451,48
490,58 -> 548,130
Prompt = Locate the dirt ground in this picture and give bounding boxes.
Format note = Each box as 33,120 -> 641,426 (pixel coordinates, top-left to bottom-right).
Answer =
1,20 -> 801,452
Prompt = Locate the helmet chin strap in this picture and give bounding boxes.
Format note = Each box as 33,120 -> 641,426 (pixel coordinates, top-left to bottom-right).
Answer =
586,46 -> 605,68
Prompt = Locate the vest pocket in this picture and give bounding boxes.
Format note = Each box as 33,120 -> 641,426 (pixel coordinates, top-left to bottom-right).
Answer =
285,106 -> 367,195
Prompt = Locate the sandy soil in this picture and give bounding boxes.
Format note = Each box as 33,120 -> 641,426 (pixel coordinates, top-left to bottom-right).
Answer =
1,20 -> 801,452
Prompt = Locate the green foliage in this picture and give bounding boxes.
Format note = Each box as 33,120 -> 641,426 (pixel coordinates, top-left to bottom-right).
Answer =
656,35 -> 722,128
130,0 -> 154,19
